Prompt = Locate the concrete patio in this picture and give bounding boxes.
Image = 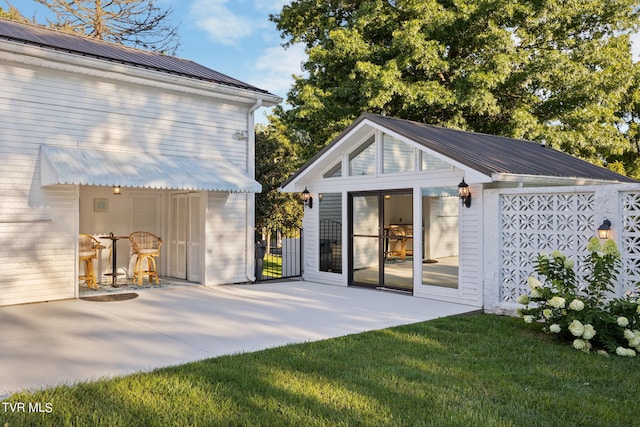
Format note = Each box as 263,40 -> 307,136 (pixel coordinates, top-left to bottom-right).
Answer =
0,281 -> 478,399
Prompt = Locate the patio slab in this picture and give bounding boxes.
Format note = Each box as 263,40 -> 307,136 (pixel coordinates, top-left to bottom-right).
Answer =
0,281 -> 478,399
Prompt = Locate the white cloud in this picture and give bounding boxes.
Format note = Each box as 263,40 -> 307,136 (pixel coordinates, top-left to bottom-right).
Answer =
253,0 -> 290,13
249,43 -> 307,98
189,0 -> 254,46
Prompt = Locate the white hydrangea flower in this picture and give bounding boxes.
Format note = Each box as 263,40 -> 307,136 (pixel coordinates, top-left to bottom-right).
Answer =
569,320 -> 585,337
523,315 -> 535,324
616,347 -> 637,357
527,276 -> 542,290
617,316 -> 629,327
573,339 -> 587,351
603,240 -> 620,257
543,309 -> 553,319
549,324 -> 561,333
517,294 -> 530,305
548,296 -> 566,309
564,259 -> 575,270
582,324 -> 596,340
569,299 -> 585,311
623,329 -> 635,340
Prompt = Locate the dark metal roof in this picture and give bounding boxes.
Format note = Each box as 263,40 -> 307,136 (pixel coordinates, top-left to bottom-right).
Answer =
283,113 -> 636,187
0,18 -> 275,95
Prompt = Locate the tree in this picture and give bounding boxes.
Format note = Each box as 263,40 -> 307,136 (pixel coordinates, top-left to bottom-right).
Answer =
255,118 -> 303,231
615,62 -> 640,177
32,0 -> 180,54
0,4 -> 28,21
271,0 -> 640,176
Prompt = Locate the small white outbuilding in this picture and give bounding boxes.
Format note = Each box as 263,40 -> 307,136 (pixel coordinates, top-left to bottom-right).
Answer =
0,19 -> 281,306
281,113 -> 640,311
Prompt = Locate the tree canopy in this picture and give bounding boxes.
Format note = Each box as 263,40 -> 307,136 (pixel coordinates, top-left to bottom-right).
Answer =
32,0 -> 180,54
271,0 -> 640,177
255,119 -> 303,231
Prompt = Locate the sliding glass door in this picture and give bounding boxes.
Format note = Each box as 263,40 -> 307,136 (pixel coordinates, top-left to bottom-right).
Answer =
349,190 -> 413,291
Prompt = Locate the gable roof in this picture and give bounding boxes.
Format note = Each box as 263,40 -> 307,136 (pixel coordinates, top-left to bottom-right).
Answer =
283,113 -> 636,187
0,18 -> 276,97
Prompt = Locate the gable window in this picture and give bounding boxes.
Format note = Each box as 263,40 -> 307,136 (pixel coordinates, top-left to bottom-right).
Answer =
349,136 -> 376,176
323,162 -> 342,178
382,134 -> 415,174
420,150 -> 452,171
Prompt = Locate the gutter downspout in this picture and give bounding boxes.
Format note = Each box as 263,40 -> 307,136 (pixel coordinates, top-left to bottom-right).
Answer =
246,99 -> 262,282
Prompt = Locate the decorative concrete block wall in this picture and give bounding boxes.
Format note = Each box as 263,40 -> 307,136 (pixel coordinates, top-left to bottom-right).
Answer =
484,184 -> 640,315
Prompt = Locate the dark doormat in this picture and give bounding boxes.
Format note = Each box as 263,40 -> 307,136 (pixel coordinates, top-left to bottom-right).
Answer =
81,293 -> 138,302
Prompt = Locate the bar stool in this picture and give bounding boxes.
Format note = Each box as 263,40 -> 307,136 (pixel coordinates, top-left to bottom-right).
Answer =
129,231 -> 163,285
79,234 -> 101,289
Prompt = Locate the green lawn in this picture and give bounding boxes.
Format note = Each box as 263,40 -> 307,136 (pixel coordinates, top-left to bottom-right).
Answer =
261,255 -> 282,278
2,314 -> 638,426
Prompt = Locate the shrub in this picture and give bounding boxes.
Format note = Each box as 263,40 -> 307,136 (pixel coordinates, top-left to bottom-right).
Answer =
517,237 -> 640,355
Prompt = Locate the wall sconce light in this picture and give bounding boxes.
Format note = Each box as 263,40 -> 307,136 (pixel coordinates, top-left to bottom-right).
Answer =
113,185 -> 121,196
233,130 -> 249,140
597,219 -> 612,239
457,179 -> 472,208
302,187 -> 313,209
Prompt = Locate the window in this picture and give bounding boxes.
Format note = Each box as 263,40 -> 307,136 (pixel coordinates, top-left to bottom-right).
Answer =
323,162 -> 342,178
349,136 -> 376,176
420,150 -> 452,171
421,187 -> 459,289
383,134 -> 415,173
319,193 -> 342,273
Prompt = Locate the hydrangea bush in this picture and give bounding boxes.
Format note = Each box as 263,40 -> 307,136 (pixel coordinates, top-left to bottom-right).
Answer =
517,237 -> 640,356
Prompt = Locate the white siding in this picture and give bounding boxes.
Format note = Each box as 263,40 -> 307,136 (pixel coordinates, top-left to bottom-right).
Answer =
0,47 -> 260,305
205,192 -> 249,285
1,64 -> 249,165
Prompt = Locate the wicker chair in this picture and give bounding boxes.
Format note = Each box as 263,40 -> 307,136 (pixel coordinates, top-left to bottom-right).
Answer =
79,234 -> 101,289
129,231 -> 163,285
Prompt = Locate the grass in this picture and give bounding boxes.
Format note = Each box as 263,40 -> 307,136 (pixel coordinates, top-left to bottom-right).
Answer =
2,314 -> 639,426
261,255 -> 282,278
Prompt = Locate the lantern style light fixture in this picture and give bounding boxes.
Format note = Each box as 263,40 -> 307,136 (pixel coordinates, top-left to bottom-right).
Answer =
302,187 -> 313,209
113,185 -> 122,196
597,219 -> 612,240
457,179 -> 472,208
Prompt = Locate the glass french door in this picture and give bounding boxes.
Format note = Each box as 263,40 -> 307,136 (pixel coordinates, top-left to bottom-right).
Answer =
349,190 -> 413,291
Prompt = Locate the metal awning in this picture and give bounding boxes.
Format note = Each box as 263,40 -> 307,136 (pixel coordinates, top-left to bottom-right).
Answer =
40,145 -> 262,193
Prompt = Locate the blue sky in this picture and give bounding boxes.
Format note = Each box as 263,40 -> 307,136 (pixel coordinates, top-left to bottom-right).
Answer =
5,0 -> 307,120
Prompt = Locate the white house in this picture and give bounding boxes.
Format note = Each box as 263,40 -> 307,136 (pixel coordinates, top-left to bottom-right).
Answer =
0,19 -> 281,306
281,113 -> 640,311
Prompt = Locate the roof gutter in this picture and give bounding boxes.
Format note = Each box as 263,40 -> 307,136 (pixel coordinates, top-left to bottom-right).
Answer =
491,173 -> 635,186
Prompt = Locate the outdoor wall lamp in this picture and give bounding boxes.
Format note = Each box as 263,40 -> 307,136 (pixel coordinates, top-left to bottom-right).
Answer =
457,179 -> 472,208
598,219 -> 612,239
302,187 -> 313,209
113,185 -> 122,196
233,130 -> 249,140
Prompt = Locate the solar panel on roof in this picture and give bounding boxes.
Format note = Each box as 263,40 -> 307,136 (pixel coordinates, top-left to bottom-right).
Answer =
0,18 -> 273,95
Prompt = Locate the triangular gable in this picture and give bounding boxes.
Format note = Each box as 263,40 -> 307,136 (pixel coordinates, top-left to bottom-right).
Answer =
281,113 -> 636,192
281,114 -> 490,192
